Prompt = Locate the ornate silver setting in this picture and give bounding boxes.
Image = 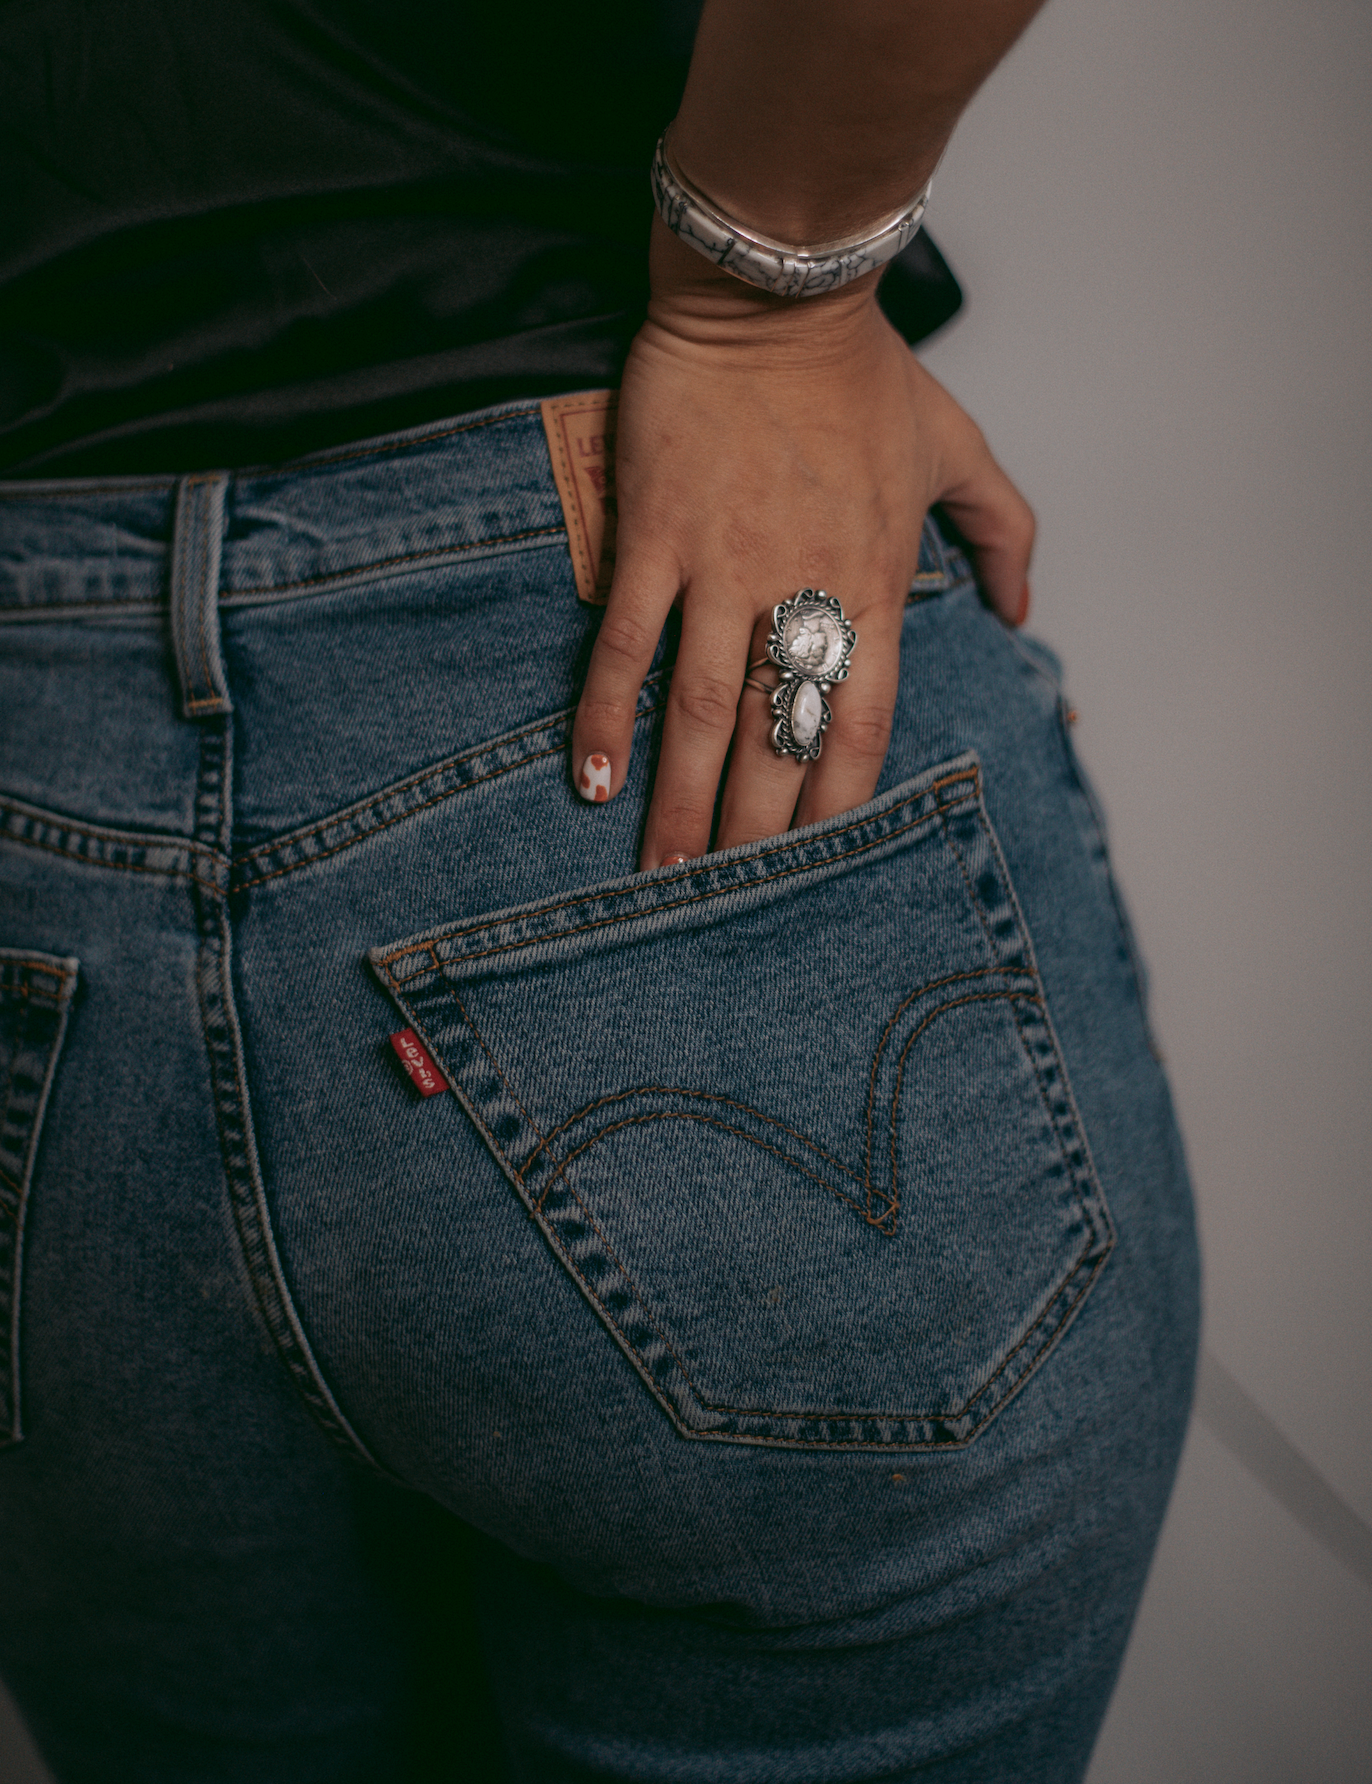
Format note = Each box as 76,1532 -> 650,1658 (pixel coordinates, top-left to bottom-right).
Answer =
651,133 -> 932,300
764,590 -> 857,762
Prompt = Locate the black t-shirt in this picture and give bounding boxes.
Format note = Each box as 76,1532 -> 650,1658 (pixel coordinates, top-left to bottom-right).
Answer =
0,1 -> 961,475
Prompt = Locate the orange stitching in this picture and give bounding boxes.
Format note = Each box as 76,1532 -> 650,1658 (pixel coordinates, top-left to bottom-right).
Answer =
236,741 -> 567,891
537,1107 -> 1096,1427
888,991 -> 1042,1218
381,771 -> 980,978
933,800 -> 1006,964
523,1087 -> 863,1187
0,959 -> 74,989
955,1240 -> 1104,1418
531,1110 -> 871,1225
862,966 -> 1006,1221
0,824 -> 222,896
0,998 -> 28,1170
421,985 -> 1101,1438
449,991 -> 552,1166
226,525 -> 564,600
551,1177 -> 712,1401
0,518 -> 563,618
388,802 -> 953,979
0,798 -> 224,861
234,708 -> 572,866
947,1000 -> 1115,1416
233,690 -> 668,890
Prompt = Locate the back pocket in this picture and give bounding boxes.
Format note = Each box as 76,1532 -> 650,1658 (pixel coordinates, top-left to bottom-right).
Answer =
0,948 -> 79,1448
370,753 -> 1112,1450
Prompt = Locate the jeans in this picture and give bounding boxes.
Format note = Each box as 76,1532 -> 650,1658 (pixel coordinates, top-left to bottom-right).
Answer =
0,397 -> 1200,1782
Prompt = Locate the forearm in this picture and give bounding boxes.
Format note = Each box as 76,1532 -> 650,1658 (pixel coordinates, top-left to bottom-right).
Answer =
671,0 -> 1046,247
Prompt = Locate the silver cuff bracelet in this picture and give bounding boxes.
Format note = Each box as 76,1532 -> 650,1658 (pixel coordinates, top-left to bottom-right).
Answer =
650,131 -> 932,300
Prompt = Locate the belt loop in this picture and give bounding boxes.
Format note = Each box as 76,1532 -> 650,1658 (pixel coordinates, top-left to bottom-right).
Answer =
170,471 -> 232,720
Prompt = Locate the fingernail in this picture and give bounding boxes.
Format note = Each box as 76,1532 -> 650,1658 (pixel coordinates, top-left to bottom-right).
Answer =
577,753 -> 611,803
663,853 -> 689,866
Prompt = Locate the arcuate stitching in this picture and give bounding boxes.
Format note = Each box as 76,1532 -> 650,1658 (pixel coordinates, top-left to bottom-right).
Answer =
863,966 -> 1007,1222
887,991 -> 1044,1222
537,1107 -> 1097,1428
525,1087 -> 863,1190
469,985 -> 1088,1425
532,1111 -> 871,1223
391,759 -> 1103,1442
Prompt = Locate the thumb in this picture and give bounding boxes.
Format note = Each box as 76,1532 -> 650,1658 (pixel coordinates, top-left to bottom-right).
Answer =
932,406 -> 1036,627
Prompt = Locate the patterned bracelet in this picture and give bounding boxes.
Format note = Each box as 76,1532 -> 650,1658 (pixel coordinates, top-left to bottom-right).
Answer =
650,130 -> 932,300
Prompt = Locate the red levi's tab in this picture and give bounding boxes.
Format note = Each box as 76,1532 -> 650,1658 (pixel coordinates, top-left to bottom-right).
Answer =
389,1028 -> 448,1097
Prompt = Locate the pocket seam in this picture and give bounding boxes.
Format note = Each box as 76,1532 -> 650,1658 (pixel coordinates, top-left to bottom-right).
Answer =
374,756 -> 1116,1451
0,947 -> 79,1450
378,765 -> 980,984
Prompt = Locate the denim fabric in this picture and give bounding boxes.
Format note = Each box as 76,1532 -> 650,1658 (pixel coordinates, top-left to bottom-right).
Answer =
0,398 -> 1200,1782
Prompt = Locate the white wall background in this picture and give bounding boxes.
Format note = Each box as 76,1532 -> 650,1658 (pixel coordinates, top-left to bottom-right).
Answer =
916,0 -> 1372,1777
2,0 -> 1369,1777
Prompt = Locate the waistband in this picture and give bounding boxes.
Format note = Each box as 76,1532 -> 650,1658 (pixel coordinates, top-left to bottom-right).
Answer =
0,393 -> 973,619
0,398 -> 568,617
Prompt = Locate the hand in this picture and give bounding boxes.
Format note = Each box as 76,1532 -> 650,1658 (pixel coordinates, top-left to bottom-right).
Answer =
571,221 -> 1035,869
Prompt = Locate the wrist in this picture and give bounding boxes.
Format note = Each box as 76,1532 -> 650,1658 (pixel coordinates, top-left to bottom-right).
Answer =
646,217 -> 885,354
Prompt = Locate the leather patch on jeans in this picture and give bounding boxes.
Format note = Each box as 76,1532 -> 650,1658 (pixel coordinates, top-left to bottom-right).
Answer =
540,390 -> 618,604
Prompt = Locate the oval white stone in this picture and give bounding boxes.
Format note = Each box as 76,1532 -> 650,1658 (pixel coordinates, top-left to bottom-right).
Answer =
791,680 -> 824,746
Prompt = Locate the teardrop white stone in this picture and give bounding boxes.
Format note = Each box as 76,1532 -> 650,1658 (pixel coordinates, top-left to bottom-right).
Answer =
791,680 -> 823,746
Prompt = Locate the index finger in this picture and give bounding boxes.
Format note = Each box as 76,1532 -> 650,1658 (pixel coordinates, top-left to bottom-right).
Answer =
571,550 -> 679,803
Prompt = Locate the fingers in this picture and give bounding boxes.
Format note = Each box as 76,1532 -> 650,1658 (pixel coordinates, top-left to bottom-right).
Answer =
929,390 -> 1036,627
791,601 -> 903,830
571,552 -> 679,805
639,595 -> 757,870
713,610 -> 807,854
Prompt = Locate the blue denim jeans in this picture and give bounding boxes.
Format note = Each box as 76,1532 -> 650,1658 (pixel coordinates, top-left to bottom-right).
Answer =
0,399 -> 1199,1783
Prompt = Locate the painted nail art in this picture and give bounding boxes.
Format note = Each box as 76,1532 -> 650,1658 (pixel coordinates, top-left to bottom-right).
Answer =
662,854 -> 689,866
578,753 -> 611,803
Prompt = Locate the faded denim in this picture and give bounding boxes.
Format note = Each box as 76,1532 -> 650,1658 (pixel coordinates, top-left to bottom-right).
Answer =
0,398 -> 1200,1782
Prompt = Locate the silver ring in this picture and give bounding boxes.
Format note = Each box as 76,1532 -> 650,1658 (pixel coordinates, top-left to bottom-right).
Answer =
762,590 -> 857,762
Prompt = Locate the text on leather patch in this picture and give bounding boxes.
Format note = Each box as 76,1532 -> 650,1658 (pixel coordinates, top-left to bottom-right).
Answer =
540,390 -> 618,604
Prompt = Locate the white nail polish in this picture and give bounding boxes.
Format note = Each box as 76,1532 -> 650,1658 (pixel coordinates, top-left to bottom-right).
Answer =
578,753 -> 611,803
